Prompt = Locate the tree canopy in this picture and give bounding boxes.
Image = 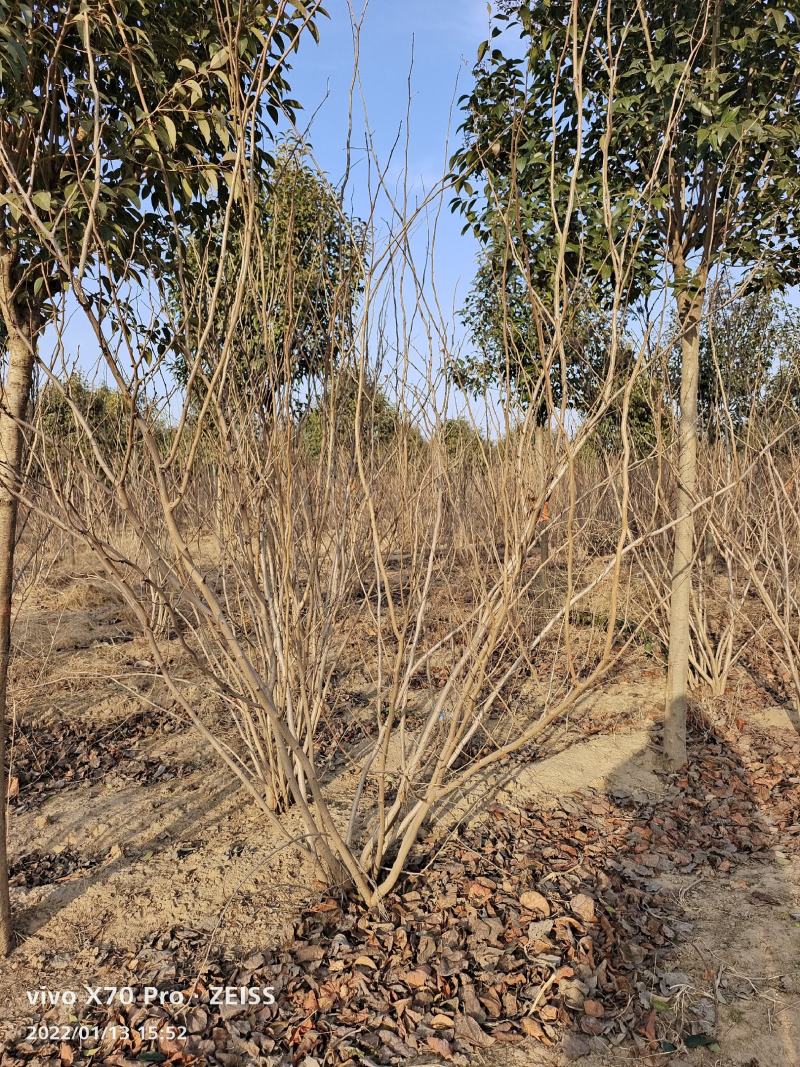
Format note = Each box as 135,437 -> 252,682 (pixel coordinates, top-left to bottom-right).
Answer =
451,1 -> 800,298
0,0 -> 325,330
171,143 -> 366,414
679,283 -> 800,439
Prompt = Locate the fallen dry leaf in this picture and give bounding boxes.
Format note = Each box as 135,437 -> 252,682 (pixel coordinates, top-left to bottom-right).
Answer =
519,890 -> 551,916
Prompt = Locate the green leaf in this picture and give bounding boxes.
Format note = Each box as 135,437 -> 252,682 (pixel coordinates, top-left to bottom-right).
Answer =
31,190 -> 52,211
161,114 -> 177,150
73,10 -> 90,50
208,46 -> 230,71
120,185 -> 141,209
203,168 -> 219,195
143,129 -> 160,154
1,192 -> 22,222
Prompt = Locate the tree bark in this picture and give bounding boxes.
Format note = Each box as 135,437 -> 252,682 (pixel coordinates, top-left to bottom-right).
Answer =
0,303 -> 37,956
663,286 -> 703,770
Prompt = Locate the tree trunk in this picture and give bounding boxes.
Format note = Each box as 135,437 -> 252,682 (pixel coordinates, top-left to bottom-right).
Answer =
663,288 -> 703,770
0,313 -> 37,956
534,423 -> 550,560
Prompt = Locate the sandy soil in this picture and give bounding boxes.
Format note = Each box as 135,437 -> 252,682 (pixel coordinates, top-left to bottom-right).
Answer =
1,568 -> 798,1067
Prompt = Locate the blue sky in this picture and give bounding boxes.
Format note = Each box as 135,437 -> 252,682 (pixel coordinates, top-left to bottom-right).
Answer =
53,1 -> 490,406
283,0 -> 491,347
288,0 -> 489,184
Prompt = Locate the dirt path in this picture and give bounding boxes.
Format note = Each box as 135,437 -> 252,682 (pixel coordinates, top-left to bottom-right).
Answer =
1,583 -> 798,1065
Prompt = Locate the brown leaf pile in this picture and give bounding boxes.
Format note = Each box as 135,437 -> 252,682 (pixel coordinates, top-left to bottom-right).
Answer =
9,848 -> 100,889
3,723 -> 798,1067
8,712 -> 189,810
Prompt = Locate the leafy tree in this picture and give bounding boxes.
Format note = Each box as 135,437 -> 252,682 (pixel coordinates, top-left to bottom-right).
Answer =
172,143 -> 366,416
300,372 -> 416,458
764,361 -> 800,448
458,250 -> 659,439
0,0 -> 324,955
35,372 -> 160,459
681,283 -> 800,440
762,308 -> 800,446
456,249 -> 558,423
451,0 -> 800,767
436,417 -> 486,463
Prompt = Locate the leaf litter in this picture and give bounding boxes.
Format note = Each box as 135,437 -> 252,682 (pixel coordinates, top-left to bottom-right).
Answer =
7,712 -> 191,812
2,720 -> 798,1067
